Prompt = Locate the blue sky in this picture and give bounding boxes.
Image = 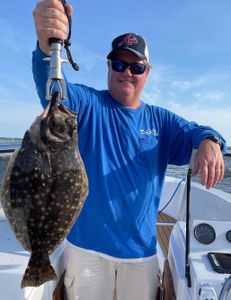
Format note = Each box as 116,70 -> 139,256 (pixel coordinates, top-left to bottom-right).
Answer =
0,0 -> 230,145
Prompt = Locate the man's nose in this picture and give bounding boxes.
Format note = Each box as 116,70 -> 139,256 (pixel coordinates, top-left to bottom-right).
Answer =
122,66 -> 133,75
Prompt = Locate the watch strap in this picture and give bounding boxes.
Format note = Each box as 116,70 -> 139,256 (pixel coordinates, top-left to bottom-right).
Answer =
204,135 -> 222,147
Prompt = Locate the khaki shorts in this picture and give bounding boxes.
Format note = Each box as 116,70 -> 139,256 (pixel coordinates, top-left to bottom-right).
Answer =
64,242 -> 160,300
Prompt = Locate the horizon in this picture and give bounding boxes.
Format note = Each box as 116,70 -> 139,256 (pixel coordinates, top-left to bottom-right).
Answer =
0,138 -> 231,149
0,0 -> 230,145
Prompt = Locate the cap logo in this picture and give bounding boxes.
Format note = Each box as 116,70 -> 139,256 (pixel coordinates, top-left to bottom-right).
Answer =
117,33 -> 138,47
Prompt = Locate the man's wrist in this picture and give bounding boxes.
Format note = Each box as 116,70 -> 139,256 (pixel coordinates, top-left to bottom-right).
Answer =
203,135 -> 222,147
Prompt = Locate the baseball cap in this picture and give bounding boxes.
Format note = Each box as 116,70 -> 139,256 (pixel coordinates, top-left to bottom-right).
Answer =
107,33 -> 149,62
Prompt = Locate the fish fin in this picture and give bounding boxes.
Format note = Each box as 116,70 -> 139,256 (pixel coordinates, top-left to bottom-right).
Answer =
21,255 -> 58,288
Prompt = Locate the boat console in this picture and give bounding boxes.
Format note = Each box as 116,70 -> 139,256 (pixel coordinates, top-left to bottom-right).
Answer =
167,179 -> 231,300
169,219 -> 231,299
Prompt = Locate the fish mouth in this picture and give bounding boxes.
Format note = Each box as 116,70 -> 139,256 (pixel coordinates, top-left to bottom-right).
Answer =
27,94 -> 76,152
40,102 -> 77,151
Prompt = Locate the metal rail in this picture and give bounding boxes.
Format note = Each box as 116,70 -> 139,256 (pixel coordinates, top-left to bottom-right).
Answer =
219,275 -> 231,300
0,149 -> 16,154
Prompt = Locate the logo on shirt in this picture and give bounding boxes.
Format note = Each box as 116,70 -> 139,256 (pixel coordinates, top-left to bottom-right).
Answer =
139,129 -> 159,136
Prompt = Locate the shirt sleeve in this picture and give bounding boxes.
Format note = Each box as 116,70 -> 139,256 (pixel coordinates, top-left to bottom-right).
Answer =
162,109 -> 227,165
32,43 -> 50,109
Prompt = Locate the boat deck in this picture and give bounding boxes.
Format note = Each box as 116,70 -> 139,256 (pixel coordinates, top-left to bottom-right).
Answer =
157,212 -> 176,258
156,213 -> 177,300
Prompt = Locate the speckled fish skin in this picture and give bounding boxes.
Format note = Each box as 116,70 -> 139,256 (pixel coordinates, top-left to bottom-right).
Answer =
0,97 -> 88,288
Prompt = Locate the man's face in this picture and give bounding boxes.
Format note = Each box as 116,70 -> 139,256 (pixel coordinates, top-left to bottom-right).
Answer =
107,50 -> 150,108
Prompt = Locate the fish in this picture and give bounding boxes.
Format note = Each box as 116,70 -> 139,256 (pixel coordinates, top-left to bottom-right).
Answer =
0,93 -> 88,288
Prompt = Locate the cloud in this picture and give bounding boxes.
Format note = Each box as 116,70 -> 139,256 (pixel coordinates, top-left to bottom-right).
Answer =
144,63 -> 231,106
142,64 -> 231,144
169,103 -> 230,144
193,90 -> 227,103
0,100 -> 42,138
0,75 -> 38,106
63,43 -> 108,89
0,17 -> 34,53
171,78 -> 205,93
67,43 -> 106,73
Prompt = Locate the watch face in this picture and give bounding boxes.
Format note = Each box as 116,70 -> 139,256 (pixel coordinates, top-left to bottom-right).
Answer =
226,230 -> 231,243
194,223 -> 216,244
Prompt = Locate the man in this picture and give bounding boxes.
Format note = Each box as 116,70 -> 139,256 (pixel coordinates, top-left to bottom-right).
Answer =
33,1 -> 226,299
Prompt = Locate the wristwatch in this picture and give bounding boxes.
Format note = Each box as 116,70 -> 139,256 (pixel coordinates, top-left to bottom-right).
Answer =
204,135 -> 222,147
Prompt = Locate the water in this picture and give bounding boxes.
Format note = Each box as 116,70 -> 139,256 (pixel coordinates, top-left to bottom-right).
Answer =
0,141 -> 230,194
166,155 -> 231,194
0,140 -> 21,151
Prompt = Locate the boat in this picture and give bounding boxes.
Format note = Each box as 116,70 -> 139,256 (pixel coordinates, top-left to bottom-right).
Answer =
0,150 -> 231,300
157,174 -> 231,300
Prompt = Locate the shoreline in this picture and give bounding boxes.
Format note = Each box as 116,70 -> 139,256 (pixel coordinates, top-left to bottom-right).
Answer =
0,138 -> 22,142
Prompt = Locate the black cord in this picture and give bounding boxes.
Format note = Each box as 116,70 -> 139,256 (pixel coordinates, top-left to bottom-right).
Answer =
158,178 -> 185,214
61,0 -> 79,71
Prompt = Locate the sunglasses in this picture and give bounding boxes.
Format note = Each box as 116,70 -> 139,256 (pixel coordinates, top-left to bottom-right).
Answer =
109,59 -> 149,75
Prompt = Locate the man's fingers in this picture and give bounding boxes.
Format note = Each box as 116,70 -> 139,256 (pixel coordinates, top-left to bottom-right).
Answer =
215,163 -> 225,184
204,161 -> 224,189
33,0 -> 71,54
191,156 -> 200,176
200,163 -> 208,187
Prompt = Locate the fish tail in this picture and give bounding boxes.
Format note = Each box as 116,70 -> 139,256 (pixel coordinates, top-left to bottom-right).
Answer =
21,254 -> 58,288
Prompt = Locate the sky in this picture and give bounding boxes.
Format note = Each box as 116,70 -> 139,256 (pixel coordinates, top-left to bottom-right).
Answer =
0,0 -> 230,145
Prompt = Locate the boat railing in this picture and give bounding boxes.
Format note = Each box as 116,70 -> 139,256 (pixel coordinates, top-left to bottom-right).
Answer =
219,275 -> 231,300
0,149 -> 16,154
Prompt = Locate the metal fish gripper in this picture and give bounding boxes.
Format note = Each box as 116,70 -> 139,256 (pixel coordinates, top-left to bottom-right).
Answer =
44,38 -> 67,101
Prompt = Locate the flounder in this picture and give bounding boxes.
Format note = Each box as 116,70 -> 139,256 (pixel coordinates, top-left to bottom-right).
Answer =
0,93 -> 88,288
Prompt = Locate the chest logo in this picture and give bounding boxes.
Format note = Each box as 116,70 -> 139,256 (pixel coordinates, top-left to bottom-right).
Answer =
139,129 -> 159,136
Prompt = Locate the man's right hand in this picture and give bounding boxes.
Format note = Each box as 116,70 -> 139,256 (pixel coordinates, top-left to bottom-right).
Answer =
33,0 -> 72,55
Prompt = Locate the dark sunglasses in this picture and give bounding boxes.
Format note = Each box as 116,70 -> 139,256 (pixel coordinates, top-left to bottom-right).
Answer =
109,59 -> 149,75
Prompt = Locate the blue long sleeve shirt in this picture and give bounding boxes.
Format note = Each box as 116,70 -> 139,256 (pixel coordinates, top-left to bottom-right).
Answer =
32,46 -> 227,259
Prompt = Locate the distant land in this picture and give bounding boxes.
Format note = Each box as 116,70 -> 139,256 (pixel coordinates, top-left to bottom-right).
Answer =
0,137 -> 22,142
